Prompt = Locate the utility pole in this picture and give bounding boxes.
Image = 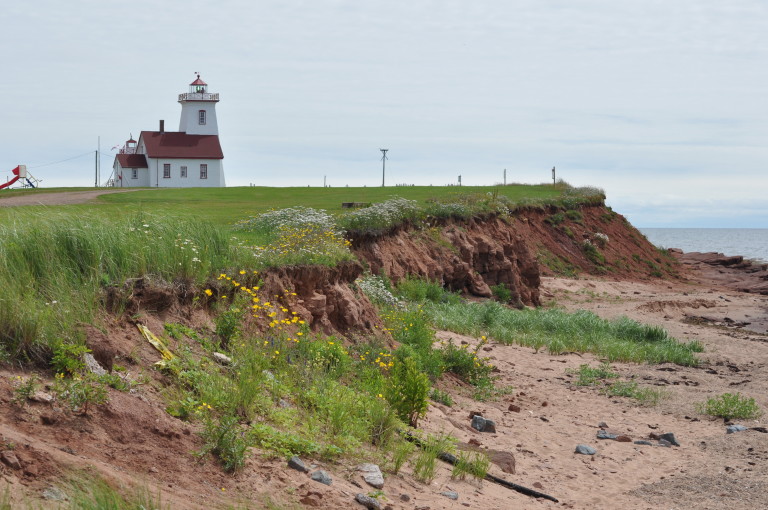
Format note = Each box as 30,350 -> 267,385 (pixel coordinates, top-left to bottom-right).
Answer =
552,166 -> 556,185
380,149 -> 388,187
458,175 -> 462,186
503,168 -> 506,186
324,175 -> 326,188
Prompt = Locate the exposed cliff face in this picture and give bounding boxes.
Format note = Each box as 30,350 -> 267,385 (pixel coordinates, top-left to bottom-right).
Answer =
103,204 -> 675,339
351,204 -> 678,309
259,261 -> 386,338
352,217 -> 541,306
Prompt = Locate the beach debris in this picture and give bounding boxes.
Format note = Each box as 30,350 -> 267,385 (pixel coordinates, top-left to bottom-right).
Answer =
136,324 -> 174,366
440,491 -> 459,500
727,424 -> 748,434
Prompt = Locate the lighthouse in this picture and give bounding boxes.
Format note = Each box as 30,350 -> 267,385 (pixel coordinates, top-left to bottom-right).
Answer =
112,74 -> 226,188
178,73 -> 220,136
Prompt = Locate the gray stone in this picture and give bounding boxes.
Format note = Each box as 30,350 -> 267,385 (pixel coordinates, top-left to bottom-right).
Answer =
288,456 -> 309,473
727,425 -> 748,434
83,353 -> 107,376
355,493 -> 381,510
657,439 -> 672,448
575,444 -> 597,455
358,463 -> 384,489
659,432 -> 680,446
29,391 -> 54,403
310,470 -> 332,486
634,440 -> 653,446
440,491 -> 459,500
470,415 -> 496,433
42,487 -> 68,502
597,421 -> 609,429
471,415 -> 486,432
278,399 -> 292,408
597,430 -> 617,440
212,352 -> 232,365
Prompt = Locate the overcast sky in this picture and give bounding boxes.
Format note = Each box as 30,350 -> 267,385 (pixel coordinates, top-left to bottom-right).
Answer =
2,1 -> 766,227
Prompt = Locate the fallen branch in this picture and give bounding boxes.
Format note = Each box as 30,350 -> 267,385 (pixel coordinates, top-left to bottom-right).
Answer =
400,430 -> 559,503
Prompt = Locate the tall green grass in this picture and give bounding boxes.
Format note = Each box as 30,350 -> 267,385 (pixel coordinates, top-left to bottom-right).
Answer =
0,211 -> 244,362
425,300 -> 701,366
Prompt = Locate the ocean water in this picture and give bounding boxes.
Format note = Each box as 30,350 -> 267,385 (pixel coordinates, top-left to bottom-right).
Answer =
640,228 -> 768,263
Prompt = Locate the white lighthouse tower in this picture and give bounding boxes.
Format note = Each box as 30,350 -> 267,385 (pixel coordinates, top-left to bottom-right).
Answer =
178,73 -> 220,135
112,73 -> 225,188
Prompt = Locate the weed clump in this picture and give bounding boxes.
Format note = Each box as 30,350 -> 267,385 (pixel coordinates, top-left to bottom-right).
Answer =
697,393 -> 762,420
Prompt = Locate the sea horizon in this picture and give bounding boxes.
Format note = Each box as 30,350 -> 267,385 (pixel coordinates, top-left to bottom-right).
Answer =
640,227 -> 768,263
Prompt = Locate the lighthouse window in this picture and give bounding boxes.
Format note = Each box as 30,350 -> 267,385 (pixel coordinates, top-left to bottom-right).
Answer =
163,164 -> 171,179
200,164 -> 208,179
180,166 -> 187,178
131,168 -> 138,179
198,110 -> 206,125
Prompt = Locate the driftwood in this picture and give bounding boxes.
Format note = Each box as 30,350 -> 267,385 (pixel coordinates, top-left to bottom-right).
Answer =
401,431 -> 559,503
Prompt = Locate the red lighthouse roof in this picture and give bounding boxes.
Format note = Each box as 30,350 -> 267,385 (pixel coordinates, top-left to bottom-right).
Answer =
190,73 -> 207,86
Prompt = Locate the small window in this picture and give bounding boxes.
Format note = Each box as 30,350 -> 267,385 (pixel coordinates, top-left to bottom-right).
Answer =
163,164 -> 171,179
200,164 -> 208,179
131,168 -> 138,179
198,110 -> 206,125
180,165 -> 187,178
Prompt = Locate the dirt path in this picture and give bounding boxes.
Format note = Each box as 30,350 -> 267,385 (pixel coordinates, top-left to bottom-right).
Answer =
0,189 -> 139,207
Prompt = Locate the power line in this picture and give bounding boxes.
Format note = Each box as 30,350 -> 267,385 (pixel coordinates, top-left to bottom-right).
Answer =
27,151 -> 95,169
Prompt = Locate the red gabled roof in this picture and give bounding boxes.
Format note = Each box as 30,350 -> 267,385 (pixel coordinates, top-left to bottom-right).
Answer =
139,131 -> 224,159
116,154 -> 148,168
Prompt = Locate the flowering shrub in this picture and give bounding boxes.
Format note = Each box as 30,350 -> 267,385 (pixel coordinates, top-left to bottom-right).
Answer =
340,198 -> 421,235
236,207 -> 353,267
235,207 -> 338,236
356,275 -> 400,307
593,232 -> 609,247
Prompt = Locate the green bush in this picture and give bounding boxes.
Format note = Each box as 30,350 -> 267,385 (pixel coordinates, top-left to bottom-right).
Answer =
697,393 -> 762,420
52,373 -> 109,415
384,357 -> 430,428
490,283 -> 513,304
199,414 -> 249,472
215,306 -> 243,346
51,341 -> 90,375
396,276 -> 461,305
440,338 -> 494,387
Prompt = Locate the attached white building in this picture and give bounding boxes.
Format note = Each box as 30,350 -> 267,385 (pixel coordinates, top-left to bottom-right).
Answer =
112,75 -> 225,187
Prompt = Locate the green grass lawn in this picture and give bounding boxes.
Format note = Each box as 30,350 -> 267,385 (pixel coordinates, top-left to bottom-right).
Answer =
0,185 -> 562,229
